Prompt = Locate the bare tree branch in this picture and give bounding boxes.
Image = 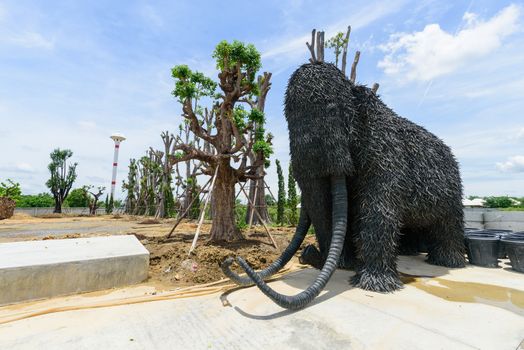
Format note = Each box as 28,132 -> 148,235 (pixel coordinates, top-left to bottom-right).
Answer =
341,25 -> 351,75
306,29 -> 316,63
182,99 -> 216,146
350,50 -> 361,84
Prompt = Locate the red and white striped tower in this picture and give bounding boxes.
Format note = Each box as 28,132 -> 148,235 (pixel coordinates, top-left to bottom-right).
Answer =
109,133 -> 126,199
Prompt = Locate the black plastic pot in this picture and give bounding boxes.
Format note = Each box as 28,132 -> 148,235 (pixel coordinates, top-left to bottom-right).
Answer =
483,229 -> 513,233
465,231 -> 511,259
501,237 -> 524,273
466,235 -> 500,268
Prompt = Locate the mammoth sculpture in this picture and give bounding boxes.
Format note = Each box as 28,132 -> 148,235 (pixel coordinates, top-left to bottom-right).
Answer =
221,33 -> 465,310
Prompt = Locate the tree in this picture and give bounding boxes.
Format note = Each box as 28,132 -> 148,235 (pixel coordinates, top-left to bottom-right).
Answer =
325,31 -> 349,68
105,194 -> 114,214
46,148 -> 78,213
485,196 -> 513,208
265,194 -> 276,206
324,26 -> 379,93
174,121 -> 205,219
65,188 -> 89,207
287,162 -> 298,225
276,159 -> 285,226
16,193 -> 55,207
122,159 -> 138,214
156,131 -> 176,218
244,72 -> 273,225
0,179 -> 21,201
81,185 -> 105,215
170,40 -> 273,242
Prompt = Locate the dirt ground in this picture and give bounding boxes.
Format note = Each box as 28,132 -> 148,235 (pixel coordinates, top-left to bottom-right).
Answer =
0,214 -> 316,290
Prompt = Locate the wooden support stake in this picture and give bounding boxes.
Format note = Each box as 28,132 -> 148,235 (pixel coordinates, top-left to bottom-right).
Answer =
235,181 -> 247,200
247,179 -> 258,229
263,179 -> 277,203
165,176 -> 212,239
188,165 -> 219,255
240,185 -> 278,249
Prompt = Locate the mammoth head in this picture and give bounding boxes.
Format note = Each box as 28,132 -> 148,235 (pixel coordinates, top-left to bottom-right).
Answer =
285,62 -> 357,182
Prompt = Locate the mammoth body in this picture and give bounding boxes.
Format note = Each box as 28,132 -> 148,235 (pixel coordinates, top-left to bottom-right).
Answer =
286,63 -> 465,292
221,62 -> 466,309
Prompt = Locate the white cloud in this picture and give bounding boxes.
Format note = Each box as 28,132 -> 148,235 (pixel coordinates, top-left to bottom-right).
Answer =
138,4 -> 164,27
77,120 -> 97,131
261,0 -> 406,63
0,162 -> 35,173
517,128 -> 524,140
496,155 -> 524,172
378,4 -> 521,82
2,31 -> 54,49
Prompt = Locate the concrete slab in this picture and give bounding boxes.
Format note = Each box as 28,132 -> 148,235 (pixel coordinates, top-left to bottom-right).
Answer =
0,255 -> 522,349
0,235 -> 149,305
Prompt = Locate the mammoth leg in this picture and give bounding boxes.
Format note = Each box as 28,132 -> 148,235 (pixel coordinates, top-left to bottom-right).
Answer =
299,244 -> 323,269
426,217 -> 466,268
221,208 -> 311,286
351,196 -> 403,292
298,177 -> 332,268
236,175 -> 348,310
398,228 -> 421,256
300,177 -> 356,271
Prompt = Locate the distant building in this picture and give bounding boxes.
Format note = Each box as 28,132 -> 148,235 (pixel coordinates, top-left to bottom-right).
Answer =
462,198 -> 486,207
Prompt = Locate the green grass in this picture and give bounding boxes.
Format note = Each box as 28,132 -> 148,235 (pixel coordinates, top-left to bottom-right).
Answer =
500,207 -> 524,211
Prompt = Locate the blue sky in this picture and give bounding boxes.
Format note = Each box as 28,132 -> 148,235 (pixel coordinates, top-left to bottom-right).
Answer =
0,0 -> 523,199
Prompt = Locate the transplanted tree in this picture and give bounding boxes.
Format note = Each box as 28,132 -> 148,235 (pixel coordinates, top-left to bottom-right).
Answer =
122,159 -> 138,214
244,72 -> 273,225
16,193 -> 54,207
276,160 -> 285,226
0,179 -> 22,201
81,185 -> 105,215
46,148 -> 78,213
287,162 -> 298,226
66,188 -> 89,207
170,40 -> 273,241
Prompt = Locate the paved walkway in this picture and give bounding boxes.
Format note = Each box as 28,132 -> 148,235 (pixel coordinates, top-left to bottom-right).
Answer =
0,256 -> 523,349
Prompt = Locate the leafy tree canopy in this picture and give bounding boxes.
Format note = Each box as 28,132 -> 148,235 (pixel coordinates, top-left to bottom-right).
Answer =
16,193 -> 54,207
171,65 -> 217,102
65,188 -> 89,207
0,179 -> 21,200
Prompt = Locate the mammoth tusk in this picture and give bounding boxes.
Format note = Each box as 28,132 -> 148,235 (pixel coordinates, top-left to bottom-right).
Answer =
236,175 -> 348,310
221,209 -> 311,286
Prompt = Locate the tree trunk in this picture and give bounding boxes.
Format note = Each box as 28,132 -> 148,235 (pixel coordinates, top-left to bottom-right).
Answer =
53,199 -> 62,214
209,162 -> 243,241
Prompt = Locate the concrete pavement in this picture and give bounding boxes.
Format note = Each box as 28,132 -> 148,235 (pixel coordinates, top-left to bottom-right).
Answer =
0,255 -> 523,349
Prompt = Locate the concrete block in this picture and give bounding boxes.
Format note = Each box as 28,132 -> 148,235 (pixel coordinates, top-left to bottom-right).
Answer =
484,211 -> 524,231
0,235 -> 149,306
464,210 -> 484,229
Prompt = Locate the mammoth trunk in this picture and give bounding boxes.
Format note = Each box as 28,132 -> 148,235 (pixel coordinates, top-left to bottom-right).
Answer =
235,175 -> 348,310
209,163 -> 243,242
